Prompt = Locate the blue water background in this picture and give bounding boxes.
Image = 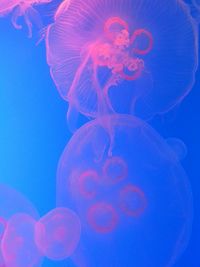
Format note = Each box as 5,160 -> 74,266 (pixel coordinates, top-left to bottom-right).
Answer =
0,1 -> 199,266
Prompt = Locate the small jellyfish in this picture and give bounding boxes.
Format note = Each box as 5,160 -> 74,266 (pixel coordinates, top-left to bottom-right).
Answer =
0,183 -> 39,266
0,0 -> 52,37
46,0 -> 198,129
56,114 -> 193,267
166,137 -> 188,161
34,207 -> 81,261
1,213 -> 42,267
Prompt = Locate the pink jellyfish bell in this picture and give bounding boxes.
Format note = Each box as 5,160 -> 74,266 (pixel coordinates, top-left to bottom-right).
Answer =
0,183 -> 41,266
0,0 -> 52,37
56,114 -> 193,267
34,207 -> 81,261
46,0 -> 198,130
1,213 -> 43,267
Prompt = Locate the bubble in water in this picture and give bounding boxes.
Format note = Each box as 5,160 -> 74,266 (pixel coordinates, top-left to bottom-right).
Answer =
46,0 -> 198,129
1,213 -> 42,267
56,114 -> 193,267
34,207 -> 81,261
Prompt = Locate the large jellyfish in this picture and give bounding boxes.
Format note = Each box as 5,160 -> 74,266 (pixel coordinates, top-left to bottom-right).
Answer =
0,0 -> 52,37
46,0 -> 198,129
0,183 -> 41,266
56,114 -> 193,267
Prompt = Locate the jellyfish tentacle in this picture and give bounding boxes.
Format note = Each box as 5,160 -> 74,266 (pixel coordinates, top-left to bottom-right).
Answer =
0,217 -> 7,241
66,104 -> 80,133
91,63 -> 116,157
11,5 -> 23,30
23,10 -> 33,38
67,47 -> 92,100
102,75 -> 119,114
24,5 -> 44,38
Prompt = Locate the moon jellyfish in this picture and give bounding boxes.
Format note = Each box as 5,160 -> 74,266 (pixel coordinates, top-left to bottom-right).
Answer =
46,0 -> 198,128
0,0 -> 52,37
56,114 -> 193,267
0,183 -> 39,266
1,213 -> 42,267
34,207 -> 81,261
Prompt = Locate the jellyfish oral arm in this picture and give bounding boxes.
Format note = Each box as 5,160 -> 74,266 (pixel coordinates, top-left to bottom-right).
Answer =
66,104 -> 80,133
67,49 -> 92,100
11,5 -> 23,30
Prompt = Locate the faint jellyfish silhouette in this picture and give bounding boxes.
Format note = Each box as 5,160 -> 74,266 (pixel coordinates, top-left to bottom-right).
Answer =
1,213 -> 42,267
0,0 -> 52,37
56,114 -> 193,267
0,183 -> 39,266
166,137 -> 188,161
190,0 -> 200,22
192,0 -> 200,11
34,207 -> 81,261
46,0 -> 198,130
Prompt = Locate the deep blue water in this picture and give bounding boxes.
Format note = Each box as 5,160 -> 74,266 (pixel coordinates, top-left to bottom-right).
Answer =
0,1 -> 199,266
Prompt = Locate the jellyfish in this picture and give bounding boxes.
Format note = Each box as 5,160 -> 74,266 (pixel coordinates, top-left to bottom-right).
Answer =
46,0 -> 198,131
0,0 -> 52,37
1,213 -> 42,267
34,207 -> 81,261
0,183 -> 40,266
56,114 -> 193,267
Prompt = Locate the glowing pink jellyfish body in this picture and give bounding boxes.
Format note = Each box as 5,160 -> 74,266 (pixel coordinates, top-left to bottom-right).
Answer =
0,184 -> 40,266
1,213 -> 42,267
46,0 -> 198,129
56,114 -> 193,267
34,207 -> 81,261
0,0 -> 52,37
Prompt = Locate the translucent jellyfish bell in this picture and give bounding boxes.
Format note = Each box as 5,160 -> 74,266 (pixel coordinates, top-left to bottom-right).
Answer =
0,0 -> 52,37
56,114 -> 193,267
1,213 -> 43,267
46,0 -> 198,129
0,183 -> 40,266
34,207 -> 81,261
